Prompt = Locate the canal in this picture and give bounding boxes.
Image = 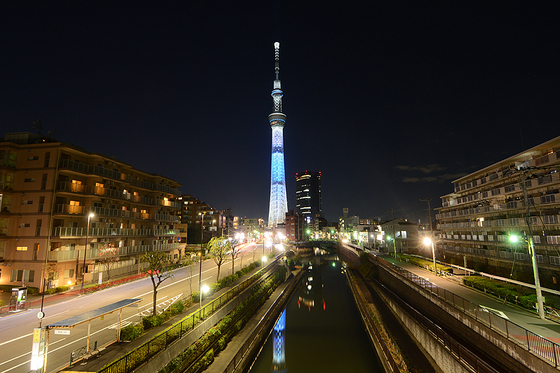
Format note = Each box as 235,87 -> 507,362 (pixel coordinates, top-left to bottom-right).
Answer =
247,255 -> 383,372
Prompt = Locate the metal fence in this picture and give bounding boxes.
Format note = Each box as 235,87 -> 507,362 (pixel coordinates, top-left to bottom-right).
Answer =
377,256 -> 560,368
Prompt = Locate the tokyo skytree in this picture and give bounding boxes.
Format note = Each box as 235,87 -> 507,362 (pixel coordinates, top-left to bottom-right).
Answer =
268,42 -> 288,227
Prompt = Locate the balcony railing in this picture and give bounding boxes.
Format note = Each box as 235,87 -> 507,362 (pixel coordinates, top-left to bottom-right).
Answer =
53,227 -> 152,237
48,242 -> 182,261
58,159 -> 180,198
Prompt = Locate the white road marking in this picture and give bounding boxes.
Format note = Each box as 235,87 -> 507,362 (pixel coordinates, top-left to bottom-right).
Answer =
479,305 -> 509,319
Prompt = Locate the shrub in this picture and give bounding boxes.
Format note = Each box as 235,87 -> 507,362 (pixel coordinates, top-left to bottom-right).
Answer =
120,323 -> 144,341
27,287 -> 40,295
54,286 -> 69,293
169,300 -> 185,314
142,314 -> 165,330
0,300 -> 5,307
192,291 -> 201,303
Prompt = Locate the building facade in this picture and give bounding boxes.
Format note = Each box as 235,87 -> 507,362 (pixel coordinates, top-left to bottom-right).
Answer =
295,171 -> 322,224
436,135 -> 560,287
178,194 -> 224,244
0,132 -> 181,290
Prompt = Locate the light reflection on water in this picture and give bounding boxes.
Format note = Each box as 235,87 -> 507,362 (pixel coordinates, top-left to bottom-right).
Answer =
248,256 -> 383,373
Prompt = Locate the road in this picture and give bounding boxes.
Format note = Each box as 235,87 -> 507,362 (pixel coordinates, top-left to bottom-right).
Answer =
0,243 -> 272,373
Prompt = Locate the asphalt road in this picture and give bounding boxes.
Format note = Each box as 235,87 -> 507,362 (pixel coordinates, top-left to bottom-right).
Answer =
0,243 -> 269,373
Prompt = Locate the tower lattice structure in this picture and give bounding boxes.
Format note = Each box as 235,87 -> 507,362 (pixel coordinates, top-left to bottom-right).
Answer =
268,42 -> 288,227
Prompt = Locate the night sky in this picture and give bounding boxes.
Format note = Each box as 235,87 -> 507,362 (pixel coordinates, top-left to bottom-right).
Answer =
2,2 -> 559,223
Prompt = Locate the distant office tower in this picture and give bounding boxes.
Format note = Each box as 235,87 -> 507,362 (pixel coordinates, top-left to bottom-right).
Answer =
268,42 -> 288,227
296,171 -> 322,224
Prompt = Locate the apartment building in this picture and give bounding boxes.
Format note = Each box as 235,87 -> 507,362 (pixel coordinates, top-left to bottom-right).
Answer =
0,132 -> 181,290
178,194 -> 224,244
436,135 -> 560,287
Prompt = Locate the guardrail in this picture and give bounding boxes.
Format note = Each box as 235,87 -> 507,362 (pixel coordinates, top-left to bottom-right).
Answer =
99,257 -> 281,373
376,256 -> 560,368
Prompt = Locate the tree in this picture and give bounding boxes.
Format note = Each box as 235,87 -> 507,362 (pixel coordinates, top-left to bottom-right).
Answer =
143,251 -> 173,315
182,252 -> 196,295
97,243 -> 119,281
227,238 -> 241,275
207,236 -> 228,282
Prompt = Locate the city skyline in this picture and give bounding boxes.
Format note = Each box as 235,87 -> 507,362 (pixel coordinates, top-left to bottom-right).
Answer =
2,2 -> 559,223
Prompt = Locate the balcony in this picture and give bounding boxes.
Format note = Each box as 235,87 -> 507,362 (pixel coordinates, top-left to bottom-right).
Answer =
47,242 -> 182,262
52,226 -> 152,238
54,204 -> 84,215
153,229 -> 178,236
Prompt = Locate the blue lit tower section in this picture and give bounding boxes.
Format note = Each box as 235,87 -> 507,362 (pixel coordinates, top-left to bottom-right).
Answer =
271,309 -> 287,373
268,41 -> 288,227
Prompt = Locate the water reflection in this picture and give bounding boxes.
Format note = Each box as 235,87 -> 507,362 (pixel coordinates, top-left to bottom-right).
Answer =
271,309 -> 287,373
249,256 -> 382,373
297,262 -> 325,311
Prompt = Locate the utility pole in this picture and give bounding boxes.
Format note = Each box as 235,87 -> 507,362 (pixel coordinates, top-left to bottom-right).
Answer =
391,209 -> 397,260
420,198 -> 433,233
521,171 -> 545,320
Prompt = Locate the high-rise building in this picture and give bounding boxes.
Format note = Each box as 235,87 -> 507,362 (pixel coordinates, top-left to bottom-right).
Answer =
0,132 -> 181,290
436,135 -> 560,288
296,171 -> 322,224
268,42 -> 288,227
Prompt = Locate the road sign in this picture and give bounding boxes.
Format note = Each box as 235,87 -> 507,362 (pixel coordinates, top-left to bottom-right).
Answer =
54,330 -> 71,335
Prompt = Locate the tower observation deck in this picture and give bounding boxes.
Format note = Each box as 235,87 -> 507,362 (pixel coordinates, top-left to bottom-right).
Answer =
268,42 -> 288,227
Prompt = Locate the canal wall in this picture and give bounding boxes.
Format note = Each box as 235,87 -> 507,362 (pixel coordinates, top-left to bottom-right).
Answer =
374,259 -> 549,373
372,281 -> 471,373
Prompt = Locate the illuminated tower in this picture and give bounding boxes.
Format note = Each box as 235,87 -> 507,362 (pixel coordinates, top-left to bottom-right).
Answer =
268,42 -> 288,227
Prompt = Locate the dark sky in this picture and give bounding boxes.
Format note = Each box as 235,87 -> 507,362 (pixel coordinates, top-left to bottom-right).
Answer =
2,2 -> 559,223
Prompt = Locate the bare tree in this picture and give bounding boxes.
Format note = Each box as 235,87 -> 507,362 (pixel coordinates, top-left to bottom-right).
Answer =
227,238 -> 241,275
208,237 -> 228,282
97,243 -> 119,281
143,251 -> 173,315
182,252 -> 196,295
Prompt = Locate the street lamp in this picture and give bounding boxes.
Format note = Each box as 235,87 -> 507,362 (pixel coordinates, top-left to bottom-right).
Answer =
510,234 -> 545,319
200,284 -> 209,318
422,237 -> 437,277
80,213 -> 94,295
199,212 -> 207,297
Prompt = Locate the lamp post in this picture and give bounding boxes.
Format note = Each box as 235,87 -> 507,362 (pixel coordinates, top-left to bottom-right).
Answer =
510,234 -> 545,319
199,212 -> 206,295
80,213 -> 95,295
199,284 -> 209,318
423,237 -> 437,277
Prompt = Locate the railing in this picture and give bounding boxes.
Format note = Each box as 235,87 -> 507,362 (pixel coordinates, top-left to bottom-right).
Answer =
58,159 -> 181,197
222,267 -> 302,373
47,243 -> 182,261
53,227 -> 152,237
98,259 -> 280,373
377,256 -> 560,368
